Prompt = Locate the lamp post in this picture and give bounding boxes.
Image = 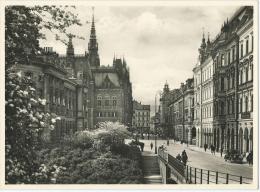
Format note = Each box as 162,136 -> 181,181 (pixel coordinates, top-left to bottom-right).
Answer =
154,90 -> 162,154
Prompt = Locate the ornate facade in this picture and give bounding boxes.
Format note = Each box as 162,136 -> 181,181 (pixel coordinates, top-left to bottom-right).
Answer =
15,12 -> 133,141
132,100 -> 150,138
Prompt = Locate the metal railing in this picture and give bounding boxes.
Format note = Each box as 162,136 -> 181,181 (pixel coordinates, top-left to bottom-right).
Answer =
185,165 -> 253,184
158,148 -> 253,184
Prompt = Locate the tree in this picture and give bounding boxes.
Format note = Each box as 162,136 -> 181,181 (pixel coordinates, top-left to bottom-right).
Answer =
5,5 -> 83,183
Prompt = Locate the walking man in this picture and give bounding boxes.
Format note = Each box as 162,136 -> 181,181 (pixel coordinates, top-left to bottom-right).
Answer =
182,150 -> 188,166
204,144 -> 208,152
150,142 -> 153,150
220,147 -> 223,157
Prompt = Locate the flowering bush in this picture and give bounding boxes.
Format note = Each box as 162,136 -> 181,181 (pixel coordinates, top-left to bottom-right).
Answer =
5,70 -> 56,184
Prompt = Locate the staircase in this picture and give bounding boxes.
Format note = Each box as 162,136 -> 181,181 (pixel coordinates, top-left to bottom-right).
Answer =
142,152 -> 162,184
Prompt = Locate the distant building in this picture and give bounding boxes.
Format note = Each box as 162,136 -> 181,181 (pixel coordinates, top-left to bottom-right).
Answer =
167,79 -> 194,142
132,100 -> 150,138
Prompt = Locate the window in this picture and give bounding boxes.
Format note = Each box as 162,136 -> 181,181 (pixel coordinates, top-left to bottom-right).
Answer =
221,77 -> 224,91
240,70 -> 243,84
245,96 -> 248,112
240,44 -> 243,58
232,99 -> 234,114
232,47 -> 235,62
97,100 -> 101,106
251,35 -> 254,51
228,51 -> 231,64
246,67 -> 248,82
246,39 -> 249,54
240,98 -> 243,113
221,54 -> 225,66
105,100 -> 109,106
251,94 -> 253,112
113,100 -> 117,106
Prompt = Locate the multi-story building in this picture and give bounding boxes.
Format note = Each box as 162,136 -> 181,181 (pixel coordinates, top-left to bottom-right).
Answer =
14,12 -> 133,141
132,100 -> 150,138
237,7 -> 254,154
160,82 -> 174,138
211,6 -> 253,154
193,34 -> 214,148
167,78 -> 194,143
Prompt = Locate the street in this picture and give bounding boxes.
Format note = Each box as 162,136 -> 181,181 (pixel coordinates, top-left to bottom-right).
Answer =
138,139 -> 253,179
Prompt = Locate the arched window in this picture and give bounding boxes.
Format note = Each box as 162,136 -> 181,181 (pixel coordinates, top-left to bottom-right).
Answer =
221,54 -> 225,66
251,94 -> 253,112
246,67 -> 249,82
240,98 -> 243,113
245,96 -> 248,112
246,39 -> 249,54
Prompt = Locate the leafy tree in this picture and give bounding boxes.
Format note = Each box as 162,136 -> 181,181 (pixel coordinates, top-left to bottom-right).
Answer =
5,5 -> 82,184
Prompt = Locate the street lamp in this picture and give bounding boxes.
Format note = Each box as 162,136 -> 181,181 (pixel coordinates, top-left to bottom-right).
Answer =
154,90 -> 162,154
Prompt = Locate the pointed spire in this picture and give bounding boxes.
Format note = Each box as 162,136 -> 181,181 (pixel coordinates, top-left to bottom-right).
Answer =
201,27 -> 206,49
207,32 -> 210,44
88,7 -> 100,67
66,34 -> 74,56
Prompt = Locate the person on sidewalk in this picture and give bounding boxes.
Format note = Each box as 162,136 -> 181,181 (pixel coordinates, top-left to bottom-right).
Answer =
176,154 -> 182,162
181,150 -> 188,166
212,145 -> 216,155
247,151 -> 253,165
220,147 -> 223,157
204,144 -> 208,152
150,142 -> 153,150
210,144 -> 213,154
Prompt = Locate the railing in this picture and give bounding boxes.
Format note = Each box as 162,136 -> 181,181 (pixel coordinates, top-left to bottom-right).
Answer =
185,165 -> 253,184
158,148 -> 253,184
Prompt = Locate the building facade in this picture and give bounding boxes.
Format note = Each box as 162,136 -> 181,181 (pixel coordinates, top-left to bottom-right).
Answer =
193,34 -> 214,148
132,100 -> 150,138
192,6 -> 254,154
167,79 -> 194,143
15,12 -> 133,141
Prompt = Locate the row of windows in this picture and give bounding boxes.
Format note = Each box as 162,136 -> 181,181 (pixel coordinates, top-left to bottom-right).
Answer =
97,111 -> 118,117
133,122 -> 150,127
238,64 -> 253,85
240,34 -> 253,59
201,65 -> 213,83
134,111 -> 149,116
201,105 -> 212,119
202,85 -> 212,101
97,96 -> 117,100
97,100 -> 117,106
238,94 -> 253,113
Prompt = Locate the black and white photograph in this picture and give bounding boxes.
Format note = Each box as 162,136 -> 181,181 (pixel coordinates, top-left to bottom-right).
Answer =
1,0 -> 258,189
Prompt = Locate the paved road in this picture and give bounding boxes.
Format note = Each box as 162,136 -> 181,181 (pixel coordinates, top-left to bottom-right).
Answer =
137,139 -> 253,179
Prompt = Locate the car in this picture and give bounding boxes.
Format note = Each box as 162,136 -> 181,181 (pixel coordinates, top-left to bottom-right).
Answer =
224,150 -> 244,164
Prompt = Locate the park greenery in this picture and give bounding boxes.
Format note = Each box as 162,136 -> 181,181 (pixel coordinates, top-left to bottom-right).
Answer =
5,6 -> 143,184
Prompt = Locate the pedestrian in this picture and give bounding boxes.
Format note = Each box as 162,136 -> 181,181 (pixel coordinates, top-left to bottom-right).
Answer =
247,151 -> 253,165
140,143 -> 144,152
210,144 -> 213,154
204,143 -> 207,152
176,154 -> 182,162
212,145 -> 216,155
150,142 -> 153,150
167,140 -> 169,146
220,147 -> 223,157
182,150 -> 188,166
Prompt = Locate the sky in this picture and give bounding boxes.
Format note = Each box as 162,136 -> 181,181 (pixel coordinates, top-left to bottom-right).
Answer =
40,6 -> 240,115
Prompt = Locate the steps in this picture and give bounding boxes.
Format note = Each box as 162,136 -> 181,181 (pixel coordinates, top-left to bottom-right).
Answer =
142,152 -> 162,184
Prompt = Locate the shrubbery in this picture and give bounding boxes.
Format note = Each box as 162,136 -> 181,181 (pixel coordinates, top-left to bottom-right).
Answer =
34,122 -> 144,184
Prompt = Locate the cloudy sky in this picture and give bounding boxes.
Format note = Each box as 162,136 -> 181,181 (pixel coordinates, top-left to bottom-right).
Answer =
40,6 -> 239,115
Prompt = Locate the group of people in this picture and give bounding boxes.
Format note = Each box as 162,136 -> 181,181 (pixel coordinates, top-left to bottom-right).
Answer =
176,150 -> 188,165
